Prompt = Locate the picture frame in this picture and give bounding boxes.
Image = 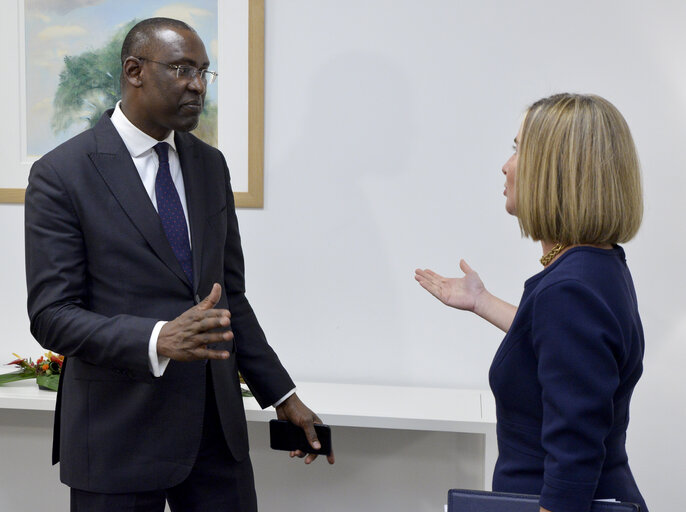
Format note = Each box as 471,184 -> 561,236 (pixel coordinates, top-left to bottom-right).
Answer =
0,0 -> 264,208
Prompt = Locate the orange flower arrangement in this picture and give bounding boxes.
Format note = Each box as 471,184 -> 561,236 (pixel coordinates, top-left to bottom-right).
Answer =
0,352 -> 64,391
1,353 -> 249,396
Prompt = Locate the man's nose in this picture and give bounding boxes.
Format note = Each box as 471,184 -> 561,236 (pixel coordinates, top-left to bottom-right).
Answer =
188,73 -> 206,94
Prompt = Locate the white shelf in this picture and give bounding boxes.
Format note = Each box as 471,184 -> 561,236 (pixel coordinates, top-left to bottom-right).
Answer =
0,379 -> 497,488
246,382 -> 495,433
0,379 -> 58,411
1,380 -> 494,430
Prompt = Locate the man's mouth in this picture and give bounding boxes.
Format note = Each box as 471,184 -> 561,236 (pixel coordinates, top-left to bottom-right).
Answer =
180,102 -> 203,113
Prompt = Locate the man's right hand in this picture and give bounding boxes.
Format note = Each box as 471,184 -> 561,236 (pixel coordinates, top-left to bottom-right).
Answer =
157,283 -> 232,361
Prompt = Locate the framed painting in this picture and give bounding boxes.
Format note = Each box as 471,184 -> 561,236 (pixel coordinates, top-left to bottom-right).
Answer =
0,0 -> 264,208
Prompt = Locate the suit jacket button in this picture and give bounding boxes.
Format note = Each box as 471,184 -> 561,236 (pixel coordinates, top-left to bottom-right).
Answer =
195,294 -> 201,304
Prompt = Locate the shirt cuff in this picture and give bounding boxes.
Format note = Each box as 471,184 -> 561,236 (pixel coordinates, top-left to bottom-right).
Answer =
272,388 -> 297,407
148,321 -> 171,377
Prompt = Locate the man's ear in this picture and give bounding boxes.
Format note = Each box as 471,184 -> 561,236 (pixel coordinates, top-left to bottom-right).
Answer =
122,57 -> 144,88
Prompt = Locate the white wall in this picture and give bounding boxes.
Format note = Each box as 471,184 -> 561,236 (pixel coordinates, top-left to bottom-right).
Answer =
2,1 -> 685,511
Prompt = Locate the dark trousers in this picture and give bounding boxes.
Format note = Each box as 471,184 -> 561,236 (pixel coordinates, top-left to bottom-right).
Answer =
70,369 -> 258,512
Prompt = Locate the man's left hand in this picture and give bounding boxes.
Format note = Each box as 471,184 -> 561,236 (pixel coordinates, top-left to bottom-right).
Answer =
275,394 -> 335,465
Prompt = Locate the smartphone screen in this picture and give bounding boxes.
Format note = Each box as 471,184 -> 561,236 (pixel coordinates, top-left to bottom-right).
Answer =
269,419 -> 332,456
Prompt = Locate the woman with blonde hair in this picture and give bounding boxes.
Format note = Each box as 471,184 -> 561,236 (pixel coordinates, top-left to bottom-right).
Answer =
416,93 -> 648,512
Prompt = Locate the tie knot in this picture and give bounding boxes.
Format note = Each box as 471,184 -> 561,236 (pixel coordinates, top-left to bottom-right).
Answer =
154,142 -> 170,164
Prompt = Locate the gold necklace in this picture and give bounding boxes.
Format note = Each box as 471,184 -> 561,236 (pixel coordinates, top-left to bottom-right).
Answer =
540,243 -> 566,266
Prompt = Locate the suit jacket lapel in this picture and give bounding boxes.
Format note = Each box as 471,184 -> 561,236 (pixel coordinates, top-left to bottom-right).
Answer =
88,113 -> 192,289
176,132 -> 206,295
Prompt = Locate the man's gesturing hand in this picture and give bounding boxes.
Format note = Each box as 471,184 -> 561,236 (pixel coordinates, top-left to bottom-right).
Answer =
157,283 -> 233,362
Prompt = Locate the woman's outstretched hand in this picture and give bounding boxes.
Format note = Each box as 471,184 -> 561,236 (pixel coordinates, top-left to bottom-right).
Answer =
414,259 -> 485,312
415,259 -> 517,332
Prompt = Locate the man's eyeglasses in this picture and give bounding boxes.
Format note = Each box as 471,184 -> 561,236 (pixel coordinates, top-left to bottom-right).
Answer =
136,57 -> 218,85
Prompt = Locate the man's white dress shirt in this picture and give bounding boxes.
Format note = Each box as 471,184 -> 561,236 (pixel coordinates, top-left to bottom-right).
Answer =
109,102 -> 294,405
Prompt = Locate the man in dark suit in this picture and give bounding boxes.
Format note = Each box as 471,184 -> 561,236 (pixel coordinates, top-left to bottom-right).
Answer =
25,17 -> 333,512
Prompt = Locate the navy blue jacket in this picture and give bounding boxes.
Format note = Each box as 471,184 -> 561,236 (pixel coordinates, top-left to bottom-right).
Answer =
489,246 -> 647,512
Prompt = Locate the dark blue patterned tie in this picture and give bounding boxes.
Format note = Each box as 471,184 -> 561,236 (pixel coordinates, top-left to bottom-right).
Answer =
154,142 -> 193,284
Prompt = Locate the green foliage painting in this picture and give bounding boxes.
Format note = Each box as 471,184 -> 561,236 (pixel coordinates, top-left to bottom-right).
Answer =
25,0 -> 218,156
51,22 -> 130,134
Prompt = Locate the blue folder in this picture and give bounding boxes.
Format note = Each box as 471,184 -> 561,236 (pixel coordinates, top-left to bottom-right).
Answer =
447,489 -> 640,512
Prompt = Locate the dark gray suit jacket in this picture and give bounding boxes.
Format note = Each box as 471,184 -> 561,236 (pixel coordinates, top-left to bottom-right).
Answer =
25,111 -> 294,493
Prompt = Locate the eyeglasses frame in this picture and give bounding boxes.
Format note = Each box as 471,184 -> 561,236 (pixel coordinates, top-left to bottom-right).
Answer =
135,56 -> 218,85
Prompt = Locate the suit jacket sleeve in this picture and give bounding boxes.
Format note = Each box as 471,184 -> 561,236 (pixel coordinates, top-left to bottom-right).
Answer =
532,279 -> 621,512
217,153 -> 295,408
25,154 -> 156,379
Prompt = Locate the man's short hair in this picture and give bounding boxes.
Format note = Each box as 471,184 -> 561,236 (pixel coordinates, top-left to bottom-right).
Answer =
516,93 -> 643,245
121,17 -> 194,63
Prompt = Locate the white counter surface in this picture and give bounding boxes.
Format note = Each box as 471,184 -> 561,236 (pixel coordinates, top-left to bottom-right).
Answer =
0,379 -> 497,488
1,379 -> 494,428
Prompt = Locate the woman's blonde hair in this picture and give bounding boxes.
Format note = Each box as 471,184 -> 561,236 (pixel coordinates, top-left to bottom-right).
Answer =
516,93 -> 642,245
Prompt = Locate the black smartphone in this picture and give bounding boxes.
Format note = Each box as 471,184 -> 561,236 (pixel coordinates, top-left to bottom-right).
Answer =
269,419 -> 332,456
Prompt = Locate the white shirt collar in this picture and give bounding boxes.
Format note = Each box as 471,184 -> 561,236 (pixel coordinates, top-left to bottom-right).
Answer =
110,101 -> 177,157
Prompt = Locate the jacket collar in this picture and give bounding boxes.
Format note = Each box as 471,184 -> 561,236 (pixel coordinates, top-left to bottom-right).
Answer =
89,110 -> 202,292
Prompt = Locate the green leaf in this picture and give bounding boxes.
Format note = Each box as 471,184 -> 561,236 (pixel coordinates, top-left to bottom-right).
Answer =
36,374 -> 60,392
0,371 -> 36,385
